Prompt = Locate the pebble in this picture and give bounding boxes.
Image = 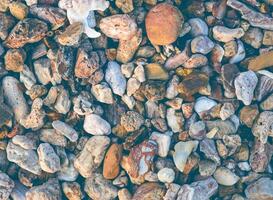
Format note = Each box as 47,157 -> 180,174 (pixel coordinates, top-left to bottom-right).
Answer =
260,93 -> 273,110
91,83 -> 114,104
163,183 -> 180,200
214,167 -> 239,186
2,76 -> 29,124
0,13 -> 16,40
255,74 -> 273,101
157,168 -> 175,183
220,102 -> 235,120
57,153 -> 79,181
120,111 -> 144,132
252,111 -> 273,144
245,177 -> 273,200
4,48 -> 26,72
164,47 -> 190,70
248,51 -> 273,71
183,54 -> 208,68
242,27 -> 263,49
133,65 -> 146,82
26,178 -> 61,200
166,108 -> 184,133
173,141 -> 199,172
121,63 -> 135,78
9,2 -> 28,20
191,35 -> 215,54
7,141 -> 42,175
132,183 -> 166,200
150,132 -> 171,157
212,26 -> 245,42
145,3 -> 183,45
58,22 -> 84,46
166,75 -> 179,99
4,18 -> 48,48
194,96 -> 217,117
239,105 -> 259,128
37,143 -> 61,173
199,160 -> 217,176
145,63 -> 169,80
74,136 -> 110,178
62,182 -> 83,200
0,172 -> 14,200
234,71 -> 258,105
115,0 -> 134,13
20,65 -> 37,90
189,121 -> 206,140
103,144 -> 123,180
52,120 -> 78,142
188,18 -> 208,36
100,14 -> 137,40
206,119 -> 237,139
117,29 -> 142,63
105,61 -> 126,96
177,177 -> 218,200
200,139 -> 221,165
12,135 -> 36,150
127,77 -> 141,96
40,129 -> 67,147
230,40 -> 246,64
118,188 -> 132,200
84,172 -> 118,200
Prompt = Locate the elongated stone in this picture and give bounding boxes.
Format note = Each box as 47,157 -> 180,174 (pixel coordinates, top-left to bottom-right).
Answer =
248,51 -> 273,71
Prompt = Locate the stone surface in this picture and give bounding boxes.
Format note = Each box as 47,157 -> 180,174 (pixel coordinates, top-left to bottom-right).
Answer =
145,3 -> 183,45
4,48 -> 26,72
115,0 -> 134,13
52,120 -> 78,142
0,172 -> 14,200
74,136 -> 110,177
9,2 -> 28,20
213,167 -> 239,186
58,22 -> 84,46
212,26 -> 244,42
4,18 -> 48,48
145,63 -> 169,80
132,183 -> 166,200
62,182 -> 83,200
245,178 -> 273,200
150,132 -> 171,157
240,105 -> 259,128
120,111 -> 144,132
157,168 -> 175,183
84,172 -> 118,200
91,83 -> 114,104
248,51 -> 273,71
103,144 -> 123,180
191,35 -> 214,54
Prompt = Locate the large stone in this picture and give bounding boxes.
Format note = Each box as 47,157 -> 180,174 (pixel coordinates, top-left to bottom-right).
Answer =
0,172 -> 14,200
132,183 -> 166,200
245,178 -> 273,200
83,114 -> 111,136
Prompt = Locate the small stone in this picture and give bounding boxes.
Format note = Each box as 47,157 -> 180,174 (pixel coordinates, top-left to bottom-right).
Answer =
103,144 -> 123,180
191,36 -> 214,54
238,162 -> 251,171
262,30 -> 273,45
127,77 -> 141,96
20,65 -> 37,90
177,177 -> 218,200
26,178 -> 61,200
173,141 -> 198,172
224,40 -> 238,58
252,111 -> 273,144
261,93 -> 273,110
105,61 -> 126,96
164,47 -> 190,70
189,121 -> 206,141
54,87 -> 71,114
245,178 -> 273,200
166,108 -> 184,133
0,172 -> 14,200
248,51 -> 273,71
200,139 -> 221,165
242,27 -> 263,49
255,74 -> 273,101
199,160 -> 217,176
121,63 -> 135,78
2,76 -> 29,123
0,13 -> 16,40
58,22 -> 84,46
188,18 -> 208,36
4,18 -> 48,48
157,168 -> 175,183
58,154 -> 79,182
7,141 -> 42,175
34,58 -> 53,85
30,5 -> 66,30
52,120 -> 78,142
40,129 -> 67,147
100,14 -> 137,40
183,54 -> 208,68
214,167 -> 239,186
121,140 -> 157,184
83,114 -> 111,135
37,143 -> 61,173
177,72 -> 209,97
136,46 -> 156,58
150,132 -> 171,157
163,183 -> 180,200
74,136 -> 110,178
132,183 -> 166,200
206,119 -> 237,139
234,71 -> 258,105
118,188 -> 132,200
117,29 -> 142,63
145,63 -> 169,80
115,0 -> 134,13
133,65 -> 146,82
4,48 -> 26,72
85,172 -> 118,200
145,3 -> 183,45
9,2 -> 28,20
212,26 -> 244,42
194,96 -> 217,117
25,0 -> 37,6
62,182 -> 83,200
91,83 -> 114,104
239,105 -> 259,128
0,0 -> 9,12
230,40 -> 245,64
220,102 -> 235,120
120,111 -> 144,132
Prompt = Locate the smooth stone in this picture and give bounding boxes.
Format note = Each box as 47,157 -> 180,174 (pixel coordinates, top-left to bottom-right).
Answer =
40,129 -> 67,147
199,160 -> 217,176
84,114 -> 111,136
212,26 -> 244,42
145,63 -> 169,80
242,27 -> 263,49
173,141 -> 199,172
188,18 -> 208,36
245,178 -> 273,200
57,154 -> 79,182
157,168 -> 175,183
127,77 -> 141,96
189,121 -> 206,140
213,167 -> 239,186
191,35 -> 214,54
62,182 -> 83,200
52,120 -> 78,142
105,61 -> 126,96
132,183 -> 165,200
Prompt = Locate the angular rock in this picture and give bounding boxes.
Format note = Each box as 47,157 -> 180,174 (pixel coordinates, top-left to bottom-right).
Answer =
91,83 -> 114,104
58,22 -> 83,46
234,71 -> 258,105
261,93 -> 273,110
242,27 -> 263,49
200,139 -> 221,165
189,121 -> 206,140
146,63 -> 169,81
84,172 -> 118,200
115,0 -> 134,13
245,178 -> 273,200
255,75 -> 273,101
166,108 -> 184,133
74,136 -> 110,177
4,48 -> 26,72
240,105 -> 259,128
150,132 -> 171,157
120,111 -> 144,132
0,172 -> 14,200
132,183 -> 166,200
249,51 -> 273,71
62,182 -> 83,200
4,18 -> 48,48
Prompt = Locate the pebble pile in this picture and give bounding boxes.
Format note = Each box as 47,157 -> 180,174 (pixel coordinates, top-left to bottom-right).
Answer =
0,0 -> 273,199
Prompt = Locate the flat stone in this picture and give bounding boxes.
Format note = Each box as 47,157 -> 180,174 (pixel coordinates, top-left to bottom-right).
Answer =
248,51 -> 273,71
212,26 -> 244,43
146,63 -> 169,80
52,120 -> 78,142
